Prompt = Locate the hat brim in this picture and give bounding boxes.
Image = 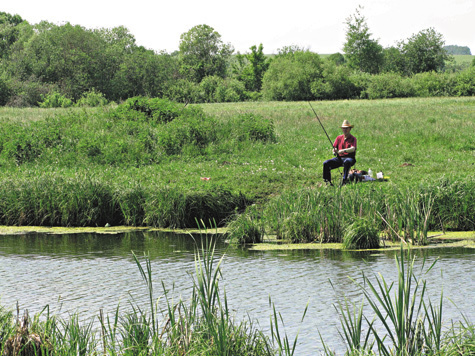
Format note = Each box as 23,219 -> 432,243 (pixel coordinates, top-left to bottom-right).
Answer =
341,125 -> 353,128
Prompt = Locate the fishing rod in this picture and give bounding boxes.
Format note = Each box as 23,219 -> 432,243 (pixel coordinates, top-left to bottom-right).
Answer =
308,102 -> 333,149
308,102 -> 340,158
308,102 -> 343,182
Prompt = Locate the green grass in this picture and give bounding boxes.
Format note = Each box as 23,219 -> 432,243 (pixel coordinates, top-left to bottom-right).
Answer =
453,54 -> 474,66
0,97 -> 473,233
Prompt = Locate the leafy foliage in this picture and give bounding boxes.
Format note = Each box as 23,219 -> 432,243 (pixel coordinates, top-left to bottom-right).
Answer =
0,11 -> 24,59
311,61 -> 359,100
0,11 -> 473,107
443,45 -> 471,55
39,91 -> 73,108
364,73 -> 416,99
113,96 -> 185,124
232,44 -> 270,92
75,88 -> 109,107
0,76 -> 12,105
200,75 -> 248,103
343,6 -> 384,74
178,24 -> 233,83
399,28 -> 452,74
326,52 -> 346,66
262,50 -> 323,101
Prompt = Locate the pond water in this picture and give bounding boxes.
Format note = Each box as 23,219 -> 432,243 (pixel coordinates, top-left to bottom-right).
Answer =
0,231 -> 474,354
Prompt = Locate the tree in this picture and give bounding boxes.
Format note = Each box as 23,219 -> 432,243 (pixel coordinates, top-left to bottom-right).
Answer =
94,26 -> 140,100
10,22 -> 108,99
111,49 -> 179,100
276,45 -> 306,57
399,28 -> 452,74
327,53 -> 346,66
178,24 -> 233,83
261,50 -> 323,101
232,44 -> 269,92
343,7 -> 384,74
382,46 -> 405,73
443,45 -> 471,55
0,12 -> 24,59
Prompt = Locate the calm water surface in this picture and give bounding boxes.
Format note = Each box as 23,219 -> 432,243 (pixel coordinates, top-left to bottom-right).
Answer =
0,231 -> 474,354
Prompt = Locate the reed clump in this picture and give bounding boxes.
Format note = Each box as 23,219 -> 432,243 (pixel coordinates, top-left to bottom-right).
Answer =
322,245 -> 475,356
0,175 -> 249,228
230,177 -> 475,246
227,207 -> 263,244
342,218 -> 380,249
2,311 -> 51,356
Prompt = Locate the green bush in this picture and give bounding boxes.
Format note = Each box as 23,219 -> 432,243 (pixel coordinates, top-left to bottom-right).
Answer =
453,66 -> 475,96
1,132 -> 41,164
0,76 -> 12,106
230,113 -> 276,143
215,78 -> 247,102
411,71 -> 455,97
39,91 -> 73,108
6,79 -> 57,107
342,218 -> 380,249
113,96 -> 184,124
365,73 -> 415,99
348,71 -> 372,99
0,119 -> 64,165
157,111 -> 217,155
165,79 -> 204,103
261,50 -> 323,101
76,89 -> 109,107
312,62 -> 359,100
227,211 -> 263,244
200,76 -> 248,103
200,75 -> 222,102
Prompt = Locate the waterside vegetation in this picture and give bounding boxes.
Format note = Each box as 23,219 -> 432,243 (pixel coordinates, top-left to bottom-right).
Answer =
0,96 -> 474,249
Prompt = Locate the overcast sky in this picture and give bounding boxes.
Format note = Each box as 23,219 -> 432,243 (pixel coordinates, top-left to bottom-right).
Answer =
3,0 -> 474,54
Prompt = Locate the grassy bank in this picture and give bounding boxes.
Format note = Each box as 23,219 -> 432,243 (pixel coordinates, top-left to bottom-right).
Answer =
0,97 -> 474,237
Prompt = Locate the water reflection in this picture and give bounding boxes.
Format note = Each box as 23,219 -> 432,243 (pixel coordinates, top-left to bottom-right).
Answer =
0,231 -> 473,354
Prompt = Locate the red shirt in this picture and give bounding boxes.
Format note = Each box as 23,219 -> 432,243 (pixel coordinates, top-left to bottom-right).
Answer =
333,134 -> 357,158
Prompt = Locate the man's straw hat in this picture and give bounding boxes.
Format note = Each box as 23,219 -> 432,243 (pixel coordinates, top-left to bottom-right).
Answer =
341,120 -> 354,128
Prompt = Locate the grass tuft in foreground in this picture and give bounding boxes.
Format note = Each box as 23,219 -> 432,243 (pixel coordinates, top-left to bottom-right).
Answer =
322,245 -> 475,355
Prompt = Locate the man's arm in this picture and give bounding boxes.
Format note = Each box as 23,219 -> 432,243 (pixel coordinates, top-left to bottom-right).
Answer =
337,146 -> 355,154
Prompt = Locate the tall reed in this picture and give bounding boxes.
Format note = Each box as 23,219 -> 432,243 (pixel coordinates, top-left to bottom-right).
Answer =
322,245 -> 450,355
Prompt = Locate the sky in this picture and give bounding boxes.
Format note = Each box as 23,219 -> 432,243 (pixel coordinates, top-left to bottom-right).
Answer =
3,0 -> 475,55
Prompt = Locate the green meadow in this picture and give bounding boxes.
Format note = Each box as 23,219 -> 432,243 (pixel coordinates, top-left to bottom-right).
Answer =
0,97 -> 474,242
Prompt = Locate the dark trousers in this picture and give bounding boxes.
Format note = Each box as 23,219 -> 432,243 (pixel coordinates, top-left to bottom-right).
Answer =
323,157 -> 356,183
